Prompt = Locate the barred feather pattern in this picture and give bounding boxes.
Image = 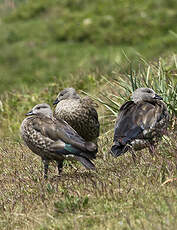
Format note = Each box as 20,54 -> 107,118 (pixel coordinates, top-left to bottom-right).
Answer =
20,117 -> 64,161
54,97 -> 100,141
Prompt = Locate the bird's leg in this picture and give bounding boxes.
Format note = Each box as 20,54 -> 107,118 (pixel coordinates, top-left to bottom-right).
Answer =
57,160 -> 64,175
131,151 -> 136,164
149,145 -> 155,156
129,148 -> 136,164
42,158 -> 50,179
127,145 -> 136,164
148,142 -> 156,157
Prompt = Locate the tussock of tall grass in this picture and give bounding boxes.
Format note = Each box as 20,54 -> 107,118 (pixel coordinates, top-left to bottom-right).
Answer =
94,56 -> 177,124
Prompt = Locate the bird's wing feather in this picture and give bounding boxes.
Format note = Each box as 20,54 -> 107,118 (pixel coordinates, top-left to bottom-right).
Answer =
54,119 -> 97,153
114,101 -> 164,144
32,116 -> 97,153
32,116 -> 59,140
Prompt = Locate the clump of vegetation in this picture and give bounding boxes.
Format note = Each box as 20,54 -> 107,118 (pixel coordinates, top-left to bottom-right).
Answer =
95,56 -> 177,122
54,193 -> 89,214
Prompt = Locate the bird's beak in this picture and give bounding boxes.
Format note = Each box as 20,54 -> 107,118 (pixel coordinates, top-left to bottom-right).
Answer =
154,94 -> 163,100
53,98 -> 59,105
25,110 -> 34,116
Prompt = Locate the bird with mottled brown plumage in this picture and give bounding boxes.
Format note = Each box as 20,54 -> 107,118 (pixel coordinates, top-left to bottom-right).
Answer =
20,103 -> 98,178
111,88 -> 169,158
53,88 -> 100,142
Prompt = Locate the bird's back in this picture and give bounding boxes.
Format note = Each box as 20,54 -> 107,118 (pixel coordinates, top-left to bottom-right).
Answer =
54,97 -> 100,141
112,99 -> 169,156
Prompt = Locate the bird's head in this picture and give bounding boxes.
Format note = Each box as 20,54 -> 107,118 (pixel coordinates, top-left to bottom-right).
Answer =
25,103 -> 53,118
53,87 -> 80,105
131,88 -> 163,103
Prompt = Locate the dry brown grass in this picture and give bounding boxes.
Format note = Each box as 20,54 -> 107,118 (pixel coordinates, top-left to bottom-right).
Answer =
0,129 -> 176,229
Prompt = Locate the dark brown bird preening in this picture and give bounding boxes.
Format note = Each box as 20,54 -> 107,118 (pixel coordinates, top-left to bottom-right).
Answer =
20,103 -> 98,178
53,88 -> 100,142
111,88 -> 169,158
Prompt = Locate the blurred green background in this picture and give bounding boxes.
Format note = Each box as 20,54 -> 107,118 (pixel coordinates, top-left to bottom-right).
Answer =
0,0 -> 176,93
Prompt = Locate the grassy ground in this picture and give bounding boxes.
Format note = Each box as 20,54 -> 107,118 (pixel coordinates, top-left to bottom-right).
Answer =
0,1 -> 177,229
0,132 -> 176,230
0,58 -> 177,229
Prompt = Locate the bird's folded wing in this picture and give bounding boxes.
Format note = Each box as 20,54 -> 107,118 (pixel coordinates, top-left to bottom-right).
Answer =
32,117 -> 60,140
82,96 -> 99,108
32,117 -> 97,152
54,119 -> 97,152
90,107 -> 100,125
114,101 -> 165,143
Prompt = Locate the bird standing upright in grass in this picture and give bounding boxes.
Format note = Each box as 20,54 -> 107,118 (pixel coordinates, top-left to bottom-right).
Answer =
20,103 -> 98,178
111,88 -> 169,158
53,88 -> 100,142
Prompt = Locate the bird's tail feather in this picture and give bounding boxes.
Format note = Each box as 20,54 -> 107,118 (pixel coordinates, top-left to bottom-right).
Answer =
75,156 -> 96,170
111,143 -> 128,157
64,144 -> 96,159
111,126 -> 143,157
